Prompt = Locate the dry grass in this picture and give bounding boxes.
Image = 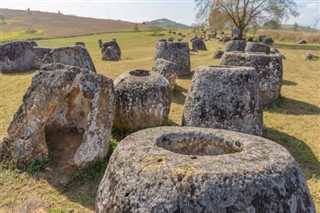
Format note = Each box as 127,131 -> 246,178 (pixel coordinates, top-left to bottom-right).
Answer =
0,9 -> 147,42
257,29 -> 320,43
0,30 -> 320,211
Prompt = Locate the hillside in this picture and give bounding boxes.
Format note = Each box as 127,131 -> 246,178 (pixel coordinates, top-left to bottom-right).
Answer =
0,9 -> 147,41
143,18 -> 191,29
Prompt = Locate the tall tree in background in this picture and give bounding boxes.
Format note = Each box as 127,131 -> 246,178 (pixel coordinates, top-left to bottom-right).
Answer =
195,0 -> 299,39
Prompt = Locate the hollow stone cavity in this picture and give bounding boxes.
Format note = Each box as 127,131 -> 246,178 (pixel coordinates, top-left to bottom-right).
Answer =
129,69 -> 151,77
156,133 -> 242,156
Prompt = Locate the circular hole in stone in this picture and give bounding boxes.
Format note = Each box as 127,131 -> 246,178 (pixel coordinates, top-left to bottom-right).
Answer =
129,69 -> 151,77
156,133 -> 242,156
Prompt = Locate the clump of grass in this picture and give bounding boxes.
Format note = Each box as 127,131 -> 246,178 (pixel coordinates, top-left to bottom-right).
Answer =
26,157 -> 52,175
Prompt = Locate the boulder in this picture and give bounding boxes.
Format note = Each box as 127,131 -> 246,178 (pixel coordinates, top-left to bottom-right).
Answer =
212,50 -> 224,59
191,38 -> 207,51
32,47 -> 52,69
221,52 -> 283,105
102,46 -> 121,61
0,41 -> 36,73
28,40 -> 38,47
1,64 -> 115,185
152,58 -> 178,90
305,53 -> 314,60
113,69 -> 171,131
258,35 -> 266,42
154,41 -> 191,76
182,66 -> 263,136
297,39 -> 307,44
224,40 -> 246,52
96,126 -> 315,213
41,46 -> 96,72
101,39 -> 121,60
245,42 -> 270,54
263,37 -> 274,46
75,42 -> 85,47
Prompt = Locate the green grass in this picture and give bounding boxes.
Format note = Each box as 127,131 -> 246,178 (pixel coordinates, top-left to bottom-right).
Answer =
0,30 -> 319,211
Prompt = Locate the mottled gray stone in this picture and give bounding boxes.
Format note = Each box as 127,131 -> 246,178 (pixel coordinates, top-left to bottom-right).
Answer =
213,50 -> 224,59
113,69 -> 171,131
27,40 -> 38,47
1,64 -> 115,184
221,52 -> 283,105
225,40 -> 246,52
96,126 -> 315,213
102,46 -> 121,61
245,42 -> 270,54
152,58 -> 178,90
0,41 -> 36,73
41,46 -> 96,72
32,47 -> 52,69
192,38 -> 207,51
182,66 -> 263,136
263,37 -> 274,46
296,39 -> 307,44
305,53 -> 314,60
101,40 -> 121,56
75,42 -> 85,47
154,41 -> 191,76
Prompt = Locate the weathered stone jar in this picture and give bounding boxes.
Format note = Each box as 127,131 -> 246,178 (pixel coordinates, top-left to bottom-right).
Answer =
224,40 -> 246,52
1,64 -> 115,185
182,66 -> 263,136
152,58 -> 178,91
245,42 -> 270,54
154,41 -> 191,76
96,127 -> 315,213
221,52 -> 283,105
113,69 -> 171,131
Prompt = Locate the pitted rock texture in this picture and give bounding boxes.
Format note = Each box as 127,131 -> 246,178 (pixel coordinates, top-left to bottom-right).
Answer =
245,42 -> 270,54
152,58 -> 178,90
102,46 -> 121,61
0,41 -> 36,73
154,41 -> 191,76
213,50 -> 224,59
191,38 -> 207,51
96,127 -> 315,213
32,47 -> 52,69
224,40 -> 246,52
41,46 -> 96,72
1,64 -> 115,184
182,66 -> 263,136
101,40 -> 121,61
221,52 -> 283,105
113,69 -> 171,131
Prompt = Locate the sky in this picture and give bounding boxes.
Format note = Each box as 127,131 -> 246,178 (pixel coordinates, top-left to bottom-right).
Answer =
0,0 -> 319,28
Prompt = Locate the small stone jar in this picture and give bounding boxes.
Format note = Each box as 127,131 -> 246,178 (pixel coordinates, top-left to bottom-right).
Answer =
182,66 -> 263,136
96,127 -> 315,213
113,69 -> 171,131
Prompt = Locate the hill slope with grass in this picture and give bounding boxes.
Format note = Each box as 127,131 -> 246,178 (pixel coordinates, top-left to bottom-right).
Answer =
0,9 -> 147,42
143,18 -> 191,29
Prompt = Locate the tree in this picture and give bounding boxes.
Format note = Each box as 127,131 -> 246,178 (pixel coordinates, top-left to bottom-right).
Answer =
293,22 -> 299,32
208,8 -> 232,31
195,0 -> 299,39
263,20 -> 280,30
149,26 -> 163,36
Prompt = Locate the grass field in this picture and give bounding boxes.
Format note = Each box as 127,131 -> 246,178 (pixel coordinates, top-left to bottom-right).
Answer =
0,30 -> 320,212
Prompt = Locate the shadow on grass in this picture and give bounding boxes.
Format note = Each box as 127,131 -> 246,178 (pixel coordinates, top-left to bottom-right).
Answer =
264,96 -> 320,115
274,43 -> 320,51
263,127 -> 320,179
172,84 -> 187,105
282,80 -> 297,86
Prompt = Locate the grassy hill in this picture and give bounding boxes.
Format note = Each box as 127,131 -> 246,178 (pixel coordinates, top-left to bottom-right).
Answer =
143,18 -> 191,29
0,9 -> 148,42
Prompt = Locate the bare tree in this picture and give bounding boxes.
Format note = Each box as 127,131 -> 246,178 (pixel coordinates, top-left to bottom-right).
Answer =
195,0 -> 299,39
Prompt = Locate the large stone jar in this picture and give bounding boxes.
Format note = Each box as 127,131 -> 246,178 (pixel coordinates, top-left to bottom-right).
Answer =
221,52 -> 283,105
182,66 -> 263,136
152,58 -> 178,91
113,69 -> 171,131
96,127 -> 315,213
154,41 -> 191,76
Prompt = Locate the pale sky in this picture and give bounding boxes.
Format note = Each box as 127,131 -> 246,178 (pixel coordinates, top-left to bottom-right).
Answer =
0,0 -> 319,28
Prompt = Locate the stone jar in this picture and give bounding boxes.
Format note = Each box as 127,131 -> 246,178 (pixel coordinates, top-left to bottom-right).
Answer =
154,41 -> 191,76
224,40 -> 246,52
152,58 -> 178,91
221,52 -> 283,105
96,127 -> 315,213
113,69 -> 171,131
245,42 -> 270,54
182,66 -> 263,136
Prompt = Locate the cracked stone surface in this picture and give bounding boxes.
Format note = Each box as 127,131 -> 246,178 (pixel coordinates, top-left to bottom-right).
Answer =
0,41 -> 36,73
154,41 -> 191,76
41,46 -> 96,72
192,38 -> 207,51
1,64 -> 115,185
221,52 -> 283,105
245,42 -> 270,54
101,40 -> 121,61
113,69 -> 171,131
152,58 -> 178,91
225,40 -> 246,52
182,66 -> 263,136
96,126 -> 315,213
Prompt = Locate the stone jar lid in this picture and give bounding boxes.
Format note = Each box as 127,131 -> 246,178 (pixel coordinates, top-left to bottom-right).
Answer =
96,126 -> 315,213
